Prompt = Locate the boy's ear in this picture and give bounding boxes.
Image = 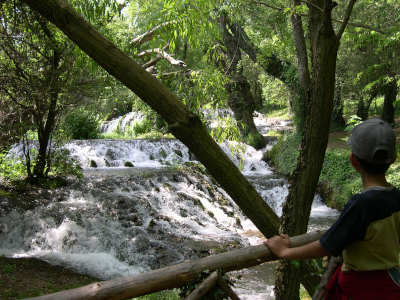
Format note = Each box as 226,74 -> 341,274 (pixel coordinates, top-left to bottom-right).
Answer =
349,153 -> 360,169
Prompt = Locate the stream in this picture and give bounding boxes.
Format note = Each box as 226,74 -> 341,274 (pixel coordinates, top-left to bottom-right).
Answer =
0,113 -> 339,299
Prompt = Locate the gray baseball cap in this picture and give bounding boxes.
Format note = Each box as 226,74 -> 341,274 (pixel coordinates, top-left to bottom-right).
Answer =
348,118 -> 396,164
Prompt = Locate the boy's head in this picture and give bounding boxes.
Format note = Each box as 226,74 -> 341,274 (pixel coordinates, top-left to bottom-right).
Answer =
348,118 -> 396,175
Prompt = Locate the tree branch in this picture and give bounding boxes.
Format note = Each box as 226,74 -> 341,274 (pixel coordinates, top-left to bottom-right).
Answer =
291,0 -> 311,91
131,21 -> 174,46
336,0 -> 357,40
253,0 -> 386,34
137,48 -> 187,67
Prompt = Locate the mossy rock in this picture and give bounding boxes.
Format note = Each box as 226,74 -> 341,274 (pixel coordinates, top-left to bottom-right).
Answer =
89,160 -> 97,168
124,161 -> 134,167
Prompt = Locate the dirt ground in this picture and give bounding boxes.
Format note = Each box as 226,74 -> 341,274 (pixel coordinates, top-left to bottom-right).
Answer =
0,256 -> 97,299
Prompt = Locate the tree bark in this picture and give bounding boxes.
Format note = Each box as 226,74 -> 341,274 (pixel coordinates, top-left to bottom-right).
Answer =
22,0 -> 279,237
218,14 -> 266,149
26,231 -> 325,300
227,20 -> 305,132
381,77 -> 397,125
331,79 -> 346,130
274,0 -> 354,299
357,91 -> 376,120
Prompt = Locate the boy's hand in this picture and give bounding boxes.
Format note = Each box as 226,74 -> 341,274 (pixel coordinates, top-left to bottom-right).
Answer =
264,234 -> 291,258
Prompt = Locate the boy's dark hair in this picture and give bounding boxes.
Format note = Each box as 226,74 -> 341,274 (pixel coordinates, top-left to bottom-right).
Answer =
354,150 -> 392,175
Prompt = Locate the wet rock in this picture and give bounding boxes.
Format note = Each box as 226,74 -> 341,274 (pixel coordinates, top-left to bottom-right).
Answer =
124,161 -> 134,167
105,148 -> 118,160
90,160 -> 97,168
174,149 -> 183,157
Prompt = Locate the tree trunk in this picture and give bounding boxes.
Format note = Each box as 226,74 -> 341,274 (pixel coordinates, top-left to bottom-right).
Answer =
228,21 -> 305,133
357,90 -> 377,120
218,14 -> 266,149
381,77 -> 397,125
274,0 -> 354,298
331,79 -> 346,130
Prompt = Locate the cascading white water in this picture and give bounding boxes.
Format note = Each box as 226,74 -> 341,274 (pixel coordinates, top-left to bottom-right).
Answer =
0,114 -> 339,299
100,111 -> 145,134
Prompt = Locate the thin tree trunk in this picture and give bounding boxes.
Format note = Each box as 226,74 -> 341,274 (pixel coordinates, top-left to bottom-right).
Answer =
331,79 -> 346,130
228,20 -> 304,132
381,77 -> 397,125
274,0 -> 355,299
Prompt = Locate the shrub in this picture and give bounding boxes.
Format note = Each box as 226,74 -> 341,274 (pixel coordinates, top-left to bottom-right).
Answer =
319,149 -> 361,209
63,109 -> 99,140
266,132 -> 300,176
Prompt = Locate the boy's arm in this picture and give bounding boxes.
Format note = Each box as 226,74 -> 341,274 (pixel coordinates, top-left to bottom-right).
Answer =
264,234 -> 329,259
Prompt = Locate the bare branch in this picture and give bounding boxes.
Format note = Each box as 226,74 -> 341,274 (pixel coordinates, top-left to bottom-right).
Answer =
142,55 -> 162,69
142,43 -> 170,69
252,1 -> 283,11
158,69 -> 194,78
131,21 -> 174,46
137,48 -> 187,67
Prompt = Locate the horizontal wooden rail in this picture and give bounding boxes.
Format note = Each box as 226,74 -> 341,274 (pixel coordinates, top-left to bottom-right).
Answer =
26,230 -> 325,300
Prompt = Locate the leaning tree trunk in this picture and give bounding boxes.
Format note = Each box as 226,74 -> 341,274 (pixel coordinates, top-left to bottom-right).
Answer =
22,0 -> 280,238
381,77 -> 397,126
274,0 -> 355,299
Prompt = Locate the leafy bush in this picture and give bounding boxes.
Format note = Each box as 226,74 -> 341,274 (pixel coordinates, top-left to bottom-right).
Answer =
266,133 -> 300,176
131,118 -> 154,136
49,148 -> 82,178
63,109 -> 100,140
344,115 -> 362,131
320,149 -> 361,209
0,150 -> 26,181
209,116 -> 242,143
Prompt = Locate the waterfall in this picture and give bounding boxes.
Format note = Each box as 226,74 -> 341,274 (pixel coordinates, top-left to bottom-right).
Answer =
0,115 -> 338,299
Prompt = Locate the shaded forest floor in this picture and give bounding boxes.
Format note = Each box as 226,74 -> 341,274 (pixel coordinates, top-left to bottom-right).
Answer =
0,256 -> 97,299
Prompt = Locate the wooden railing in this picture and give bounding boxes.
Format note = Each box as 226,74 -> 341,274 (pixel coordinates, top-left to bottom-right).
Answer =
26,231 -> 325,300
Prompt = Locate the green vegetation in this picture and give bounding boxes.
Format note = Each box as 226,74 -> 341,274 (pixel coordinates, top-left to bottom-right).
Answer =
100,117 -> 173,140
133,290 -> 180,300
63,109 -> 100,140
265,133 -> 301,177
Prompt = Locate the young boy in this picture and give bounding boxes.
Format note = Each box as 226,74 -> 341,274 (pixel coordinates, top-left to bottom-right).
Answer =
265,118 -> 400,300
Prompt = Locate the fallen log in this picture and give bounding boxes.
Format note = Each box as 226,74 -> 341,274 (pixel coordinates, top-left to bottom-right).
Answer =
26,230 -> 325,300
